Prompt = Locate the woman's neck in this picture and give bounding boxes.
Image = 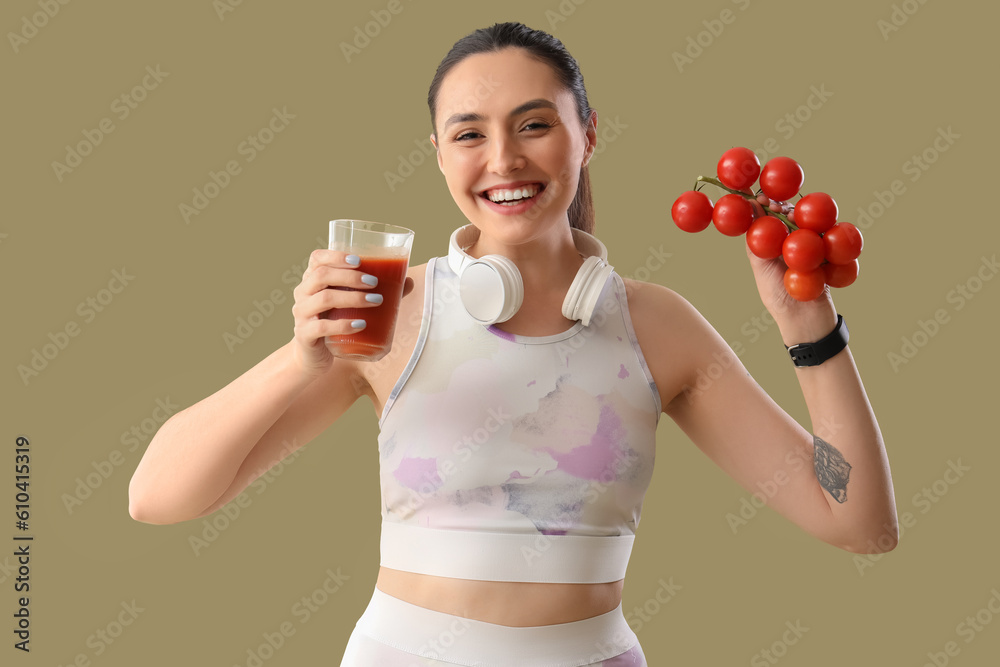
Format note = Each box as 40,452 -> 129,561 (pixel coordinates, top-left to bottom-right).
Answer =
467,224 -> 581,289
467,224 -> 586,335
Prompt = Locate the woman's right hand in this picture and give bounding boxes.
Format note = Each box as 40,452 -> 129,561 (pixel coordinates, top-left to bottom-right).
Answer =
290,250 -> 383,378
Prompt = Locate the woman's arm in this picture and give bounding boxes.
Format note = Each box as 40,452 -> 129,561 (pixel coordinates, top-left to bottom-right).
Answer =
628,250 -> 898,553
128,250 -> 414,526
127,340 -> 365,525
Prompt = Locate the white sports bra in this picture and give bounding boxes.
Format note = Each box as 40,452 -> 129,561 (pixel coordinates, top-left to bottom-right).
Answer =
375,255 -> 661,583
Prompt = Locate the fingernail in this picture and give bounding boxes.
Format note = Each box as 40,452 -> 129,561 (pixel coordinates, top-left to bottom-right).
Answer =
346,254 -> 361,266
351,319 -> 367,329
365,293 -> 383,304
361,274 -> 378,287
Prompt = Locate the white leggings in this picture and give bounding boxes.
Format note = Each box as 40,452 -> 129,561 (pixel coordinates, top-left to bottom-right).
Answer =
340,588 -> 647,666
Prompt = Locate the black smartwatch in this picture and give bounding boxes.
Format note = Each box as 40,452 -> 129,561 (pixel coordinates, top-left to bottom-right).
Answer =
785,314 -> 849,367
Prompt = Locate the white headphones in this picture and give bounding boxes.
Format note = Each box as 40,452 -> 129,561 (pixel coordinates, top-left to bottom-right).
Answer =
447,224 -> 614,327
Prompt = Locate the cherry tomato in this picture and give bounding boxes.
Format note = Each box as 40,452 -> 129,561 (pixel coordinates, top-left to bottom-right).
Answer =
745,215 -> 789,259
760,156 -> 804,202
717,147 -> 761,190
712,194 -> 754,236
671,190 -> 714,232
822,222 -> 864,265
782,228 -> 825,270
784,267 -> 827,301
823,259 -> 859,288
793,192 -> 838,233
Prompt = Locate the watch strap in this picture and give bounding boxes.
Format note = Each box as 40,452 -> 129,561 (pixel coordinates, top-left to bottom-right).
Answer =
785,314 -> 849,367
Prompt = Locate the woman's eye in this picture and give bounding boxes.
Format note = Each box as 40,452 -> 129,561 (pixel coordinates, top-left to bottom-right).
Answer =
454,123 -> 549,142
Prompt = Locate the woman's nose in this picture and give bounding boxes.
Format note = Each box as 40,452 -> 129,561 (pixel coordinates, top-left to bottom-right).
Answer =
486,134 -> 526,174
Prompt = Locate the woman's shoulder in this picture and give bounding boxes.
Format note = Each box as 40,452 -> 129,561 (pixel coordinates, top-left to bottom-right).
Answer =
619,276 -> 696,327
401,261 -> 429,310
618,276 -> 710,357
618,276 -> 722,412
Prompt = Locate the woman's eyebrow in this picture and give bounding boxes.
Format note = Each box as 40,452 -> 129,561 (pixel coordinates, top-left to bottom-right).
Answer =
443,98 -> 557,130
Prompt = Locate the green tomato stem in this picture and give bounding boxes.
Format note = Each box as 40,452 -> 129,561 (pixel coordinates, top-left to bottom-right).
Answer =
695,175 -> 740,194
695,175 -> 800,232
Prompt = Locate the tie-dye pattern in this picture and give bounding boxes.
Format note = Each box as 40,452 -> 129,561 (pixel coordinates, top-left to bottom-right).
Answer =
377,256 -> 661,582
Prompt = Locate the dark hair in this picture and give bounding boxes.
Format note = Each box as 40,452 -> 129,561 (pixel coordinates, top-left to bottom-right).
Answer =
427,22 -> 596,235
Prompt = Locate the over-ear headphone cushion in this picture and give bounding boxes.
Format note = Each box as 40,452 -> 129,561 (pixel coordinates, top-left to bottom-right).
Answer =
562,256 -> 614,326
459,255 -> 523,325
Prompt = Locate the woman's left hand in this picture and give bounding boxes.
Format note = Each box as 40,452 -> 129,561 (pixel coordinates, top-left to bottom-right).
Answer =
743,240 -> 839,346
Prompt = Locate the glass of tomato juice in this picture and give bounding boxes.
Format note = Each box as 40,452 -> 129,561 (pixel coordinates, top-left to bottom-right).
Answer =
326,219 -> 414,362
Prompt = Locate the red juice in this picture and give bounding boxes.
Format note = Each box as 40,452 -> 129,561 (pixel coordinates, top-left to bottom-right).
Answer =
326,255 -> 409,361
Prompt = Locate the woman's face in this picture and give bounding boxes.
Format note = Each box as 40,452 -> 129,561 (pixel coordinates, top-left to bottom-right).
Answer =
431,48 -> 597,247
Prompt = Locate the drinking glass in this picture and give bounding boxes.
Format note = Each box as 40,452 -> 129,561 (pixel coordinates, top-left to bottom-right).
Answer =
325,219 -> 414,362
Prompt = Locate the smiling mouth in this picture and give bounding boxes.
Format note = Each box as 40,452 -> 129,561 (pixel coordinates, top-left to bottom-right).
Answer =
479,183 -> 546,205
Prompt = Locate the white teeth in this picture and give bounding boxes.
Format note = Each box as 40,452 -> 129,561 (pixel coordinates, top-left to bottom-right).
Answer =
485,185 -> 541,202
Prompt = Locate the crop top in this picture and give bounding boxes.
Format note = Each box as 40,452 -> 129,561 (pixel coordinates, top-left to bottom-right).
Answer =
376,256 -> 662,583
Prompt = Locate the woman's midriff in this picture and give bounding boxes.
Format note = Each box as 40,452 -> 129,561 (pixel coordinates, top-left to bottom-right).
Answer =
375,566 -> 624,627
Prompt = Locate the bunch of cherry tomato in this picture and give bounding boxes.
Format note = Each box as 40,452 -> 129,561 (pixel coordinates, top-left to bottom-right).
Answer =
670,147 -> 863,301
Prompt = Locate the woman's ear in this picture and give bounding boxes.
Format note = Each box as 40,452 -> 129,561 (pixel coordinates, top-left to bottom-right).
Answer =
431,133 -> 444,174
583,110 -> 598,167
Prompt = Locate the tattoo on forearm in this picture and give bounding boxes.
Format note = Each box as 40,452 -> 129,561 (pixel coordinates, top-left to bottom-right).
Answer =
813,435 -> 852,503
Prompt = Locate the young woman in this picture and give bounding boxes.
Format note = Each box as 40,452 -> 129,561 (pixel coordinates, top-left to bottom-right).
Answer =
129,22 -> 898,666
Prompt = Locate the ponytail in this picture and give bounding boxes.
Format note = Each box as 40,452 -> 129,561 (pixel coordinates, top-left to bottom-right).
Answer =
568,165 -> 595,235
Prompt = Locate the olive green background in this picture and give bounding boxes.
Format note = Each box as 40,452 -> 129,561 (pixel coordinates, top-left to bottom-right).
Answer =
3,0 -> 997,665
